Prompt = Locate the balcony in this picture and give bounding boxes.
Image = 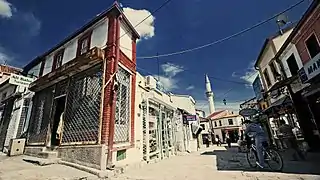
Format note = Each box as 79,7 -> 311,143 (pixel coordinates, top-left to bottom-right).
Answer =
29,47 -> 105,92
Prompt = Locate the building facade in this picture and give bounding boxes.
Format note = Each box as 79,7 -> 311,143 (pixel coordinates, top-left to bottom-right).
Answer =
274,0 -> 320,150
211,113 -> 243,143
22,3 -> 140,170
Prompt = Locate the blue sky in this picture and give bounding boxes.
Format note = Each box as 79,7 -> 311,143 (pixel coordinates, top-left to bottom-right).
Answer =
0,0 -> 311,115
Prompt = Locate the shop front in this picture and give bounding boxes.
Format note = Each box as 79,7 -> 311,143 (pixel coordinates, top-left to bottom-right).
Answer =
24,47 -> 107,169
297,53 -> 320,150
140,94 -> 176,162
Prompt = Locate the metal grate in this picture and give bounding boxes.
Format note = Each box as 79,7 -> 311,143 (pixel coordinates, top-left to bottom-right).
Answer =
16,98 -> 31,138
28,88 -> 54,144
61,65 -> 102,144
114,66 -> 131,143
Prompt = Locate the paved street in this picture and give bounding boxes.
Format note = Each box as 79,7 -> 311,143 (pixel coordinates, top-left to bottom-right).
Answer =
0,153 -> 96,180
0,145 -> 320,180
112,145 -> 320,180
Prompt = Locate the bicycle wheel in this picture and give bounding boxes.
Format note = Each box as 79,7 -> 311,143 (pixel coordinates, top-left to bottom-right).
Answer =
265,149 -> 283,172
246,148 -> 257,168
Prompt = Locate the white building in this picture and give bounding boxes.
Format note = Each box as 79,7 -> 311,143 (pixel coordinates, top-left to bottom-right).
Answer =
0,66 -> 35,153
211,113 -> 243,143
132,73 -> 199,165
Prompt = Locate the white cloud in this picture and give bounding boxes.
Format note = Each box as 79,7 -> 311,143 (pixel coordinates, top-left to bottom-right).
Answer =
158,75 -> 178,91
0,0 -> 13,18
186,85 -> 195,91
161,63 -> 184,77
240,61 -> 258,86
122,7 -> 155,40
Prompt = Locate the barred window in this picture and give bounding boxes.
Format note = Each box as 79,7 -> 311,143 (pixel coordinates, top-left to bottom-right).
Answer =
114,66 -> 131,143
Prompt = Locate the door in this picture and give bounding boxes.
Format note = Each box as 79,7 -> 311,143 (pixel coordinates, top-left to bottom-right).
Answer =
50,96 -> 66,147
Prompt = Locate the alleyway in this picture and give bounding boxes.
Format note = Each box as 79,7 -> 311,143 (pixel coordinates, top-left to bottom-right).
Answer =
112,145 -> 320,180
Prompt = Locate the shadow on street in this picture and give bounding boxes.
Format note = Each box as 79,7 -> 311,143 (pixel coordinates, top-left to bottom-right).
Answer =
201,146 -> 320,175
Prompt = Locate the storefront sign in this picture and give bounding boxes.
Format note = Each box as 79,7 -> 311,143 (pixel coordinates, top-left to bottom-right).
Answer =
9,74 -> 34,87
185,115 -> 197,121
299,53 -> 320,83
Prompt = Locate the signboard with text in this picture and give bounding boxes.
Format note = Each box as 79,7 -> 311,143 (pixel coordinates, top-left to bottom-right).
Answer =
299,53 -> 320,83
9,74 -> 35,87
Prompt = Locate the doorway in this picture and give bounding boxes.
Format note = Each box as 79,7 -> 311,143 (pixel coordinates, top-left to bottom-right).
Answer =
50,96 -> 66,147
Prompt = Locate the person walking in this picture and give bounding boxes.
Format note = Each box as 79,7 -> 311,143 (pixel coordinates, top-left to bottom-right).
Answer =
215,135 -> 222,146
278,119 -> 305,161
226,133 -> 232,148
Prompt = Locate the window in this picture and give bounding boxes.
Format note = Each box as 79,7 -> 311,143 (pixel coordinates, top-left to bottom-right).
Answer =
219,120 -> 222,126
286,54 -> 299,76
114,66 -> 131,143
77,32 -> 91,56
214,121 -> 217,127
200,124 -> 205,130
269,61 -> 280,81
116,149 -> 126,161
305,34 -> 320,58
263,69 -> 271,87
53,49 -> 64,70
228,119 -> 233,125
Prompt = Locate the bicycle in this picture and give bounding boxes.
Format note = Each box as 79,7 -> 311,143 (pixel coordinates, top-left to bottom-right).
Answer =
246,139 -> 284,172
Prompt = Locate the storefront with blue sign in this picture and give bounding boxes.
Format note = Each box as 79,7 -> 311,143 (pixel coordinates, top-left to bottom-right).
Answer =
298,53 -> 320,150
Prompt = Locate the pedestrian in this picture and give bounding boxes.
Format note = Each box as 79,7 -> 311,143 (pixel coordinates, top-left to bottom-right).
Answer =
278,119 -> 305,161
215,135 -> 222,146
226,133 -> 231,148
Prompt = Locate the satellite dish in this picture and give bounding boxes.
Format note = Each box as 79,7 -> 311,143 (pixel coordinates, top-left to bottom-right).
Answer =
239,108 -> 258,117
276,14 -> 288,27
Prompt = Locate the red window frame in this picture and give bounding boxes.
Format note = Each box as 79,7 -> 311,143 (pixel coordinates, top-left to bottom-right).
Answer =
52,49 -> 65,71
77,31 -> 92,56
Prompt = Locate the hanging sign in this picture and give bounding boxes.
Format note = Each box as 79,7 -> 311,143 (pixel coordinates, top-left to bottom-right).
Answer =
9,74 -> 35,87
299,53 -> 320,83
185,115 -> 197,121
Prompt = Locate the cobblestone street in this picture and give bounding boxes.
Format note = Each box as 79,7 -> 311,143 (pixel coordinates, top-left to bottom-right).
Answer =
112,145 -> 320,180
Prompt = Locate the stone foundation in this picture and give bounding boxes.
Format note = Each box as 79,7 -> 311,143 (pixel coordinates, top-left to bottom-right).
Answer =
24,145 -> 107,170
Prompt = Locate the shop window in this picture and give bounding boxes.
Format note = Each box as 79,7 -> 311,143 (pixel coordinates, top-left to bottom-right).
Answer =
305,34 -> 320,58
219,120 -> 222,126
214,121 -> 217,127
286,54 -> 299,76
114,66 -> 131,143
53,49 -> 64,71
263,69 -> 271,87
228,119 -> 233,125
77,32 -> 91,56
116,149 -> 126,161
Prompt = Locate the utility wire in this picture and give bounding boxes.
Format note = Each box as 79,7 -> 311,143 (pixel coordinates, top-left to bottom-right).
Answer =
134,0 -> 306,59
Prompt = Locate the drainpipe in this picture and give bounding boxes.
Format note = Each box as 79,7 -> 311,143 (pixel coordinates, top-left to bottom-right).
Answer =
106,14 -> 121,169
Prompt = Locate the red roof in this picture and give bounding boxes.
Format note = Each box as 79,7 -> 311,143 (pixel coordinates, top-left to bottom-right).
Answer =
207,110 -> 226,119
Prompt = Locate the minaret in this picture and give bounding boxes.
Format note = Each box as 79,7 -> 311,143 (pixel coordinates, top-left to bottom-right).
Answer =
205,74 -> 215,114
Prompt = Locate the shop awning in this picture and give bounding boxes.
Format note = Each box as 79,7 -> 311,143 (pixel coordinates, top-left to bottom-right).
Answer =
263,95 -> 292,115
29,47 -> 105,92
267,75 -> 297,93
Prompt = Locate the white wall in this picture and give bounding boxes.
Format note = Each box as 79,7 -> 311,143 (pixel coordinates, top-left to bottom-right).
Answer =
171,96 -> 196,115
279,43 -> 304,78
272,29 -> 293,51
212,115 -> 243,129
120,23 -> 133,60
27,19 -> 109,77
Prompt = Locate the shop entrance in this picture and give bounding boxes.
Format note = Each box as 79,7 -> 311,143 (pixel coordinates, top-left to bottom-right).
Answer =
307,92 -> 320,133
50,95 -> 66,147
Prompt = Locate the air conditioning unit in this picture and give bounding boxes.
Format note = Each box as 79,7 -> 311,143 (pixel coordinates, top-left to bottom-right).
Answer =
145,76 -> 157,89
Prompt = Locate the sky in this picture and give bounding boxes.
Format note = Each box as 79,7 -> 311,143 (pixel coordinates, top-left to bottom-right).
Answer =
0,0 -> 311,116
